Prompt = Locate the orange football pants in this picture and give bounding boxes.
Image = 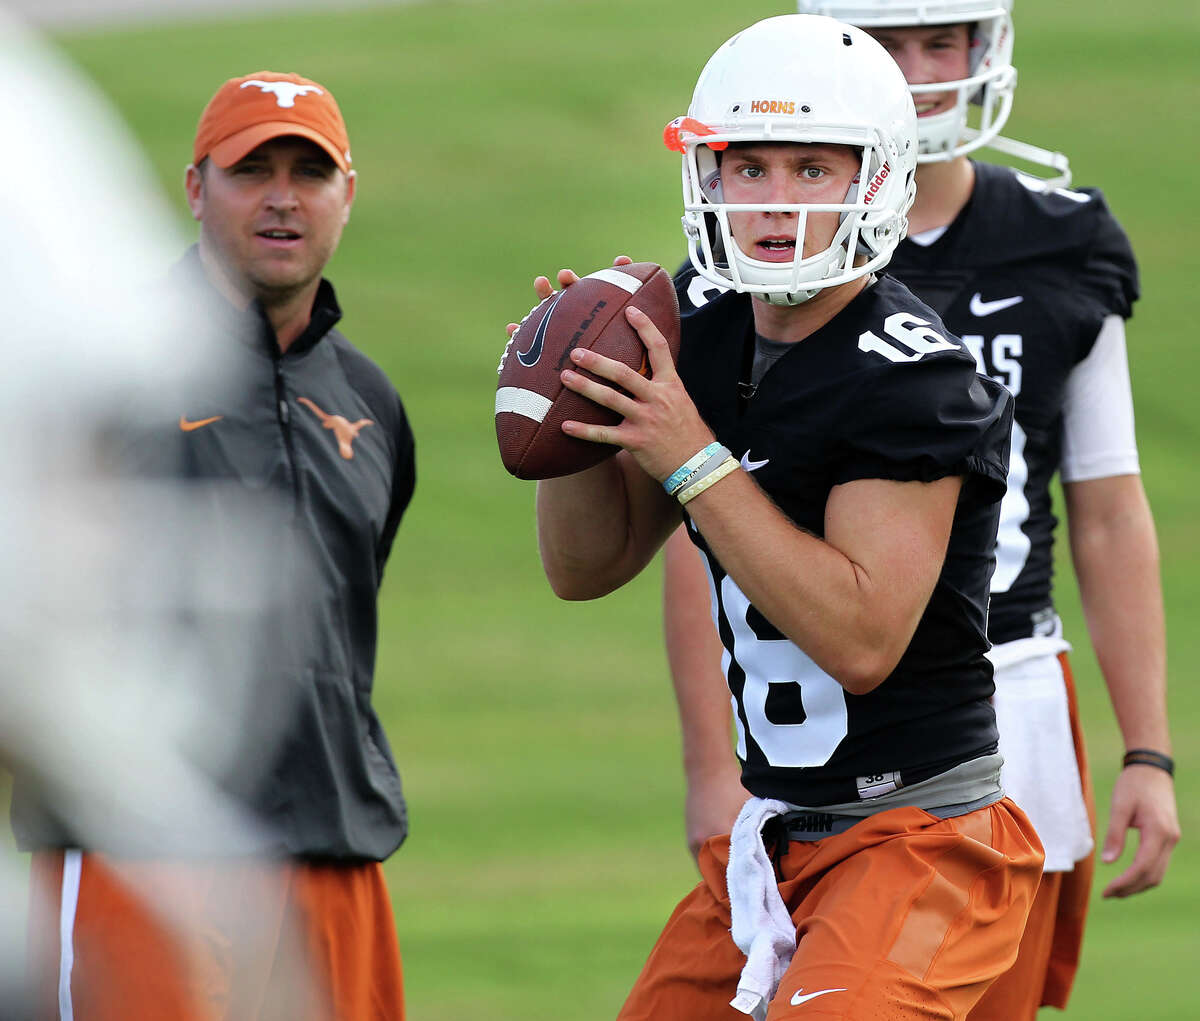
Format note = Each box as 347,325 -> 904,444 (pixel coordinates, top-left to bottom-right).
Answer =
969,653 -> 1096,1020
27,851 -> 404,1021
618,798 -> 1044,1020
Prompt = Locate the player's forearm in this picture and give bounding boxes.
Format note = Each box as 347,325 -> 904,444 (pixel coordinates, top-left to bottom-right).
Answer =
663,528 -> 736,773
1066,476 -> 1170,752
664,530 -> 749,856
674,672 -> 739,790
682,473 -> 938,694
537,451 -> 676,599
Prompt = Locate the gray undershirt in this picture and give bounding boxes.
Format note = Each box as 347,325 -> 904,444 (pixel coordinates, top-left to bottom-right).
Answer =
752,277 -> 881,386
783,752 -> 1006,824
751,333 -> 793,387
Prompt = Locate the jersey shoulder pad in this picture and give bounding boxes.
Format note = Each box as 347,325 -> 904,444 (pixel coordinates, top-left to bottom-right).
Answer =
675,260 -> 753,360
835,278 -> 1011,503
970,163 -> 1139,315
849,275 -> 968,361
674,259 -> 739,320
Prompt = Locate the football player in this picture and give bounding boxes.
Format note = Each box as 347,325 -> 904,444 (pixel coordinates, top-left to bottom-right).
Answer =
516,14 -> 1043,1019
663,1 -> 1181,1018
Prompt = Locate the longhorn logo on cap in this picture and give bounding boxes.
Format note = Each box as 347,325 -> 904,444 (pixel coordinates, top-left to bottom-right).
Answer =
241,80 -> 324,108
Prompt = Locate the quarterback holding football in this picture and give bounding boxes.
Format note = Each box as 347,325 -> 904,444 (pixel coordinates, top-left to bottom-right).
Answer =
663,3 -> 1180,1018
515,13 -> 1045,1020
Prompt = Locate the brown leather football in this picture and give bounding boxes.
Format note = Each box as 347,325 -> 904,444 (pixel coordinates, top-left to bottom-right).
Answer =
495,262 -> 681,480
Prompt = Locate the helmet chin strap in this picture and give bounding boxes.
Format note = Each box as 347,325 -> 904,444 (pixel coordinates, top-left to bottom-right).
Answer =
727,203 -> 866,307
760,287 -> 818,307
755,242 -> 858,306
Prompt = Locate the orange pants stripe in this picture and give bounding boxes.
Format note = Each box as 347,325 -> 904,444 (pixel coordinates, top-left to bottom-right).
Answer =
969,653 -> 1096,1019
27,852 -> 404,1021
618,798 -> 1044,1020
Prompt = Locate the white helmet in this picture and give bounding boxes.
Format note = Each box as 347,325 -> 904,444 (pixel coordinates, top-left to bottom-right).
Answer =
796,1 -> 1015,162
665,14 -> 917,305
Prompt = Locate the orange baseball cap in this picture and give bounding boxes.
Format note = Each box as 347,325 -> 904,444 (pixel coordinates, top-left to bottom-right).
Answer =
193,71 -> 352,172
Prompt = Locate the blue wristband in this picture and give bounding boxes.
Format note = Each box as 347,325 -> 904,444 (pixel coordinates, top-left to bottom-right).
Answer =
663,442 -> 722,495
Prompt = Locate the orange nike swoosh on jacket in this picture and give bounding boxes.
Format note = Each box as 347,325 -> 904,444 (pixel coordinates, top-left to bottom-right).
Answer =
179,415 -> 224,432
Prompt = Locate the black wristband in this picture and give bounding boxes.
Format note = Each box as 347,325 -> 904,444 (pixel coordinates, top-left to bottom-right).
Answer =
1122,748 -> 1175,777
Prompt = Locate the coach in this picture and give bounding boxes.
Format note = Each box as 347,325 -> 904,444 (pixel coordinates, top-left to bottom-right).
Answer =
13,70 -> 415,1019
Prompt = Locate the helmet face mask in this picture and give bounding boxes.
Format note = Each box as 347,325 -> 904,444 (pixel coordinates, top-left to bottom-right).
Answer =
666,15 -> 918,306
796,0 -> 1015,162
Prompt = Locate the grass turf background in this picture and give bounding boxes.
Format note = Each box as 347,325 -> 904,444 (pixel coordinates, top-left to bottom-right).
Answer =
7,0 -> 1196,1017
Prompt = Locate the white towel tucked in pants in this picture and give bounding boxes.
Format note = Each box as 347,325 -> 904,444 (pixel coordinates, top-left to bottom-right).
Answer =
726,797 -> 796,1020
989,638 -> 1093,872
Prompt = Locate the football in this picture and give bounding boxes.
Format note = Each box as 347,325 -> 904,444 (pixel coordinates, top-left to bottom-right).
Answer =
495,262 -> 681,480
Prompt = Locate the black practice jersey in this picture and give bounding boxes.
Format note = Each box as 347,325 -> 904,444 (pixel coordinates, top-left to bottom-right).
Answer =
887,162 -> 1139,643
675,268 -> 1013,806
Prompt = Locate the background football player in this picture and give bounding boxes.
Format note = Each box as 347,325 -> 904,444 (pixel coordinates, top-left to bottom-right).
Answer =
663,1 -> 1180,1018
513,14 -> 1044,1018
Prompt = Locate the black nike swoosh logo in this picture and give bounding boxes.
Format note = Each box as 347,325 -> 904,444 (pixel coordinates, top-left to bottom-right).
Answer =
517,291 -> 563,368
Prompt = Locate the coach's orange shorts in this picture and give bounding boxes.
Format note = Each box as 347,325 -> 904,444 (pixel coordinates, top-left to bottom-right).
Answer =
969,653 -> 1096,1020
618,798 -> 1043,1020
27,851 -> 404,1021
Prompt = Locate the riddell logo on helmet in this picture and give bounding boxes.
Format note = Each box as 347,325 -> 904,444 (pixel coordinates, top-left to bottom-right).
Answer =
863,163 -> 891,204
980,23 -> 1009,71
750,100 -> 796,115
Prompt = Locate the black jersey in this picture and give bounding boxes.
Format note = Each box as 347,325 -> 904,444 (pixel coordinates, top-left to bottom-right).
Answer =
675,268 -> 1013,806
887,162 -> 1139,643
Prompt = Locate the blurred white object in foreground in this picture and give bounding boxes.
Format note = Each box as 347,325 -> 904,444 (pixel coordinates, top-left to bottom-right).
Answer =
0,8 -> 308,1010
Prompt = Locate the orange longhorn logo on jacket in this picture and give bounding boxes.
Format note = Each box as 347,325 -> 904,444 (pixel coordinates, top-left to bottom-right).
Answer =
297,398 -> 373,460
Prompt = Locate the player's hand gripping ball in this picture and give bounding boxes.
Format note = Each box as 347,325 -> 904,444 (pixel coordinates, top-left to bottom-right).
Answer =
495,262 -> 681,479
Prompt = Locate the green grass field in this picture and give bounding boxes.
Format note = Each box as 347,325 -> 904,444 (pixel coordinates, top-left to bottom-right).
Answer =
8,0 -> 1198,1016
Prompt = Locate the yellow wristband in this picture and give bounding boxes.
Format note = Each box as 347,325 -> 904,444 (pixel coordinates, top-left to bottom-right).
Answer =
677,456 -> 740,506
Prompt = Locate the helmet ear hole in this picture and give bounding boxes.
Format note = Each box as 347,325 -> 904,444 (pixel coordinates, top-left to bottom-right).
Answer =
698,151 -> 727,258
697,144 -> 724,202
700,168 -> 724,203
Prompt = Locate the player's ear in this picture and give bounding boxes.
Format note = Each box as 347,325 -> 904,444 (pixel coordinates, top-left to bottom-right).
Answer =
341,169 -> 357,225
184,162 -> 204,222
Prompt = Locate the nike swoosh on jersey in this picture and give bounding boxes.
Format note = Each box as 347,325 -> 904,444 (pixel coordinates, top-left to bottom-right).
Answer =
969,292 -> 1024,317
179,415 -> 223,432
790,987 -> 847,1007
739,451 -> 769,472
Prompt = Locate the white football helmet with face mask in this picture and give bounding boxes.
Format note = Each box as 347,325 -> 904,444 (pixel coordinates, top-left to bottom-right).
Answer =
797,1 -> 1069,185
665,14 -> 917,306
797,0 -> 1014,161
